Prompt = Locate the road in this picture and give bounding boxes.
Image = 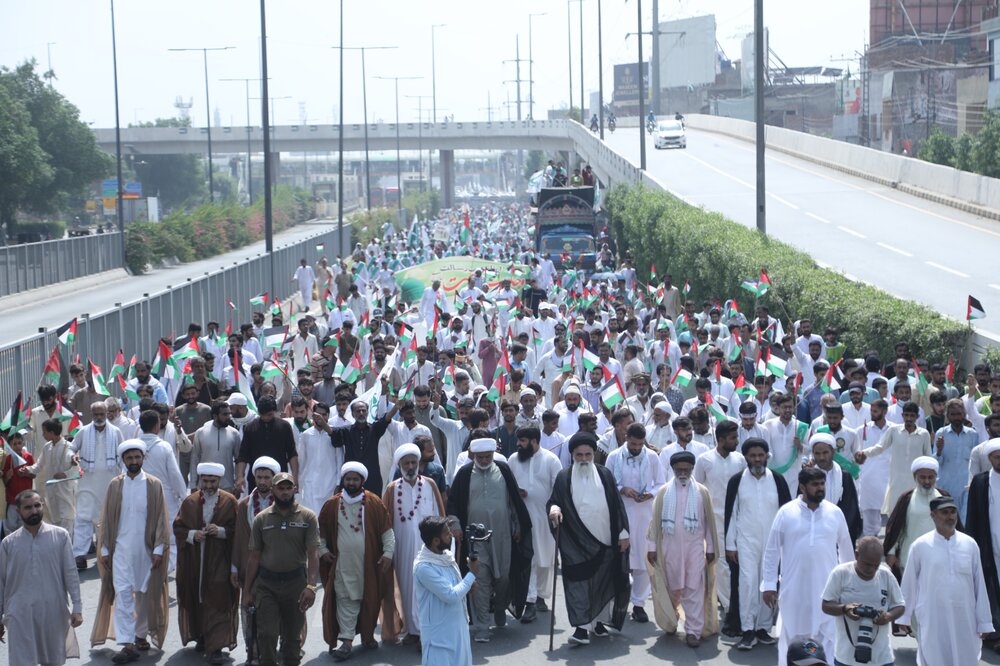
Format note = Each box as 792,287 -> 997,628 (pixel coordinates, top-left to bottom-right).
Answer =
604,127 -> 1000,339
4,561 -> 993,666
0,220 -> 348,348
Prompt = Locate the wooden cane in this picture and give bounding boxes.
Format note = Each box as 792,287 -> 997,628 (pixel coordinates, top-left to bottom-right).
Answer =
548,522 -> 561,652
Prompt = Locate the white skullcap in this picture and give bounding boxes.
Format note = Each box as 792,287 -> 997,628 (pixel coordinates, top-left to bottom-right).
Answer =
468,438 -> 496,454
809,433 -> 836,450
563,384 -> 581,396
251,456 -> 281,475
118,439 -> 146,457
393,443 -> 421,468
985,439 -> 1000,457
910,456 -> 939,474
197,462 -> 226,478
519,388 -> 536,399
340,461 -> 368,482
653,401 -> 674,414
227,393 -> 248,406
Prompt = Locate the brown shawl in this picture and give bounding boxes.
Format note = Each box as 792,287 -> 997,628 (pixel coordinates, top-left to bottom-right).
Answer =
173,490 -> 239,651
90,473 -> 172,648
318,490 -> 392,645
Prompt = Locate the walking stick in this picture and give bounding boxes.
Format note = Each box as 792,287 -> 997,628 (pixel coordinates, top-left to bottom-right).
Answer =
548,523 -> 561,652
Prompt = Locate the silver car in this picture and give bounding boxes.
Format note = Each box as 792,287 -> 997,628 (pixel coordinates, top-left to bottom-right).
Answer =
653,120 -> 687,149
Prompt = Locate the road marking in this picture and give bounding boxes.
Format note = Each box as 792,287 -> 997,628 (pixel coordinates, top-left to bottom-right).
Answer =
805,212 -> 831,224
769,193 -> 799,210
837,225 -> 867,239
925,261 -> 970,278
679,151 -> 754,190
876,242 -> 913,257
988,283 -> 1000,291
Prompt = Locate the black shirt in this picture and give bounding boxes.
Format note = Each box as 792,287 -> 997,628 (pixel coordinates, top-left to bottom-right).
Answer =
238,417 -> 297,486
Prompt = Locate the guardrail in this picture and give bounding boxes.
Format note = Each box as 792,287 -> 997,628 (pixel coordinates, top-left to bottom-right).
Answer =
0,232 -> 122,297
0,225 -> 349,410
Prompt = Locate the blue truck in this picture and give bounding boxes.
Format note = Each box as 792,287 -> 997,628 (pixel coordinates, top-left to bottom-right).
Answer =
533,186 -> 597,271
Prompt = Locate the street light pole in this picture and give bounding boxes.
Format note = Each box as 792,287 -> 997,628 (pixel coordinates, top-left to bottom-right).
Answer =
597,0 -> 604,139
406,95 -> 433,192
636,0 -> 647,170
528,13 -> 547,121
567,0 -> 574,117
431,24 -> 446,123
109,0 -> 125,268
375,75 -> 422,218
258,0 -> 274,295
167,45 -> 235,203
220,77 -> 264,204
754,0 -> 766,234
338,0 -> 344,255
579,0 -> 584,121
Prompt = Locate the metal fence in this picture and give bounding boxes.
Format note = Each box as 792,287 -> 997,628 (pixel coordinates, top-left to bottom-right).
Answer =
0,224 -> 350,410
0,232 -> 123,297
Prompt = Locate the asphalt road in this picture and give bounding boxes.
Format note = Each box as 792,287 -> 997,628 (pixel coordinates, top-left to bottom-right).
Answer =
4,559 -> 998,666
604,127 -> 1000,339
0,220 -> 347,349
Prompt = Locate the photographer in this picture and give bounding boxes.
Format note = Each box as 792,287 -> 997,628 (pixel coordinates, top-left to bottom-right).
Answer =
821,536 -> 904,666
413,516 -> 478,666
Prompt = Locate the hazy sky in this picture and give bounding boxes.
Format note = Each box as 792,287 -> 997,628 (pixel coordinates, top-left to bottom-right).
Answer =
1,0 -> 868,129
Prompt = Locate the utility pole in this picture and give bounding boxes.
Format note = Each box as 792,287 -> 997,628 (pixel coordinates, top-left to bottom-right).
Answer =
338,0 -> 345,253
220,77 -> 265,204
579,0 -> 585,120
651,0 -> 660,115
597,0 -> 605,139
405,95 -> 433,191
528,13 -> 547,120
503,40 -> 530,121
375,75 -> 422,218
431,24 -> 446,123
109,0 -> 124,267
567,0 -> 574,117
627,1 -> 648,170
754,0 -> 766,234
259,0 -> 275,294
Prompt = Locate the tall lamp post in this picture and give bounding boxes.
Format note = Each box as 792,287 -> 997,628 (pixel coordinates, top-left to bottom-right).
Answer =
754,0 -> 766,234
405,94 -> 433,192
167,45 -> 235,203
109,0 -> 125,267
597,0 -> 605,139
220,77 -> 264,204
333,45 -> 397,211
375,75 -> 423,218
626,0 -> 647,170
528,12 -> 547,121
430,24 -> 446,123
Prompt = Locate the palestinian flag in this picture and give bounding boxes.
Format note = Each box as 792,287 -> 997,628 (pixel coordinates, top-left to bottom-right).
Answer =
580,341 -> 601,372
271,299 -> 282,316
0,392 -> 28,431
250,292 -> 269,307
234,366 -> 258,414
443,362 -> 456,388
227,300 -> 237,311
820,360 -> 842,393
126,354 -> 137,381
758,269 -> 772,294
338,352 -> 363,384
649,263 -> 658,283
532,326 -> 543,348
460,207 -> 472,244
56,318 -> 78,346
43,346 -> 62,384
117,375 -> 140,402
671,368 -> 694,388
946,357 -> 955,386
560,350 -> 574,374
728,330 -> 743,362
316,241 -> 325,252
703,393 -> 728,422
2,435 -> 27,468
599,377 -> 627,409
734,374 -> 757,397
89,360 -> 111,396
156,340 -> 181,381
357,311 -> 371,338
682,279 -> 691,297
324,289 -> 336,312
913,362 -> 928,396
174,337 -> 201,361
261,356 -> 289,381
726,299 -> 740,320
486,371 -> 506,401
968,295 -> 986,320
263,326 -> 289,349
108,349 -> 126,382
56,395 -> 82,438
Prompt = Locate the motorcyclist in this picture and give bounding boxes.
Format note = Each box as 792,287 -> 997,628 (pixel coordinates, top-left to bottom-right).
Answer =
646,110 -> 656,133
608,111 -> 617,126
590,113 -> 599,132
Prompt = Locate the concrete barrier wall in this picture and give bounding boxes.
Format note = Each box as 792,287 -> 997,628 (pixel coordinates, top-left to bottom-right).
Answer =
685,113 -> 1000,218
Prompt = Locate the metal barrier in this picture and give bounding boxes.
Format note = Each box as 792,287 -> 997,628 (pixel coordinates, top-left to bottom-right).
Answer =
0,232 -> 122,297
0,225 -> 349,410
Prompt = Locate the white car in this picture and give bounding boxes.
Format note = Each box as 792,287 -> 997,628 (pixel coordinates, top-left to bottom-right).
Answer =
653,120 -> 687,149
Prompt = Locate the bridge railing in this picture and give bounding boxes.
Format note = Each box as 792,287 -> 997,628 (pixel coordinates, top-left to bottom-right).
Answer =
0,232 -> 122,298
0,225 -> 347,411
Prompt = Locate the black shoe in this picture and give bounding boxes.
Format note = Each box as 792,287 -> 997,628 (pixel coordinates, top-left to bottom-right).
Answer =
112,646 -> 140,664
520,602 -> 537,624
536,597 -> 548,612
593,623 -> 610,638
631,606 -> 649,623
736,631 -> 757,650
134,637 -> 151,652
88,541 -> 97,555
568,628 -> 590,645
755,629 -> 776,645
76,556 -> 88,571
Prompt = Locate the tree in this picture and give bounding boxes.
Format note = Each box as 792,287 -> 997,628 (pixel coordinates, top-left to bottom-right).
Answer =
0,79 -> 53,236
130,117 -> 207,209
953,133 -> 975,172
970,110 -> 1000,179
0,61 -> 112,237
524,149 -> 545,180
916,128 -> 954,166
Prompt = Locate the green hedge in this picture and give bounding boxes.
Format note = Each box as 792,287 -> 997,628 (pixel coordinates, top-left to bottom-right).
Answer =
607,184 -> 970,363
125,186 -> 311,274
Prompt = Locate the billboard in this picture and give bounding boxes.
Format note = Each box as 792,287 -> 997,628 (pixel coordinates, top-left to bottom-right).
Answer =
659,15 -> 718,89
613,62 -> 649,104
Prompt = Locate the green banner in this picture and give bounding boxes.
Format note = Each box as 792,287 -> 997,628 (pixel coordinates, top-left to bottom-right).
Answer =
393,257 -> 530,303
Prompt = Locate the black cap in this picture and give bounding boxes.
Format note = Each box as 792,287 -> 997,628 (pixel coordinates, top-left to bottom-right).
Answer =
670,451 -> 697,467
787,639 -> 827,665
930,496 -> 958,512
568,431 -> 599,453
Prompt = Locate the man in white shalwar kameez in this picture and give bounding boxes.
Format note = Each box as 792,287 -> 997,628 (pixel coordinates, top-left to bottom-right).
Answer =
899,495 -> 995,666
761,466 -> 854,665
506,425 -> 562,622
382,444 -> 445,642
23,418 -> 77,534
853,400 -> 892,537
296,403 -> 344,514
0,490 -> 83,666
292,259 -> 316,311
135,410 -> 187,572
71,402 -> 124,568
606,423 -> 664,623
855,401 -> 932,518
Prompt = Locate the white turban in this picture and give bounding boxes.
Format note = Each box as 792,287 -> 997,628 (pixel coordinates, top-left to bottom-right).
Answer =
653,400 -> 674,414
340,461 -> 368,482
910,456 -> 939,474
118,439 -> 146,457
393,443 -> 422,468
468,438 -> 496,454
809,433 -> 836,450
563,383 -> 581,397
197,462 -> 226,478
227,393 -> 248,406
519,388 -> 535,399
985,439 -> 1000,457
251,456 -> 281,475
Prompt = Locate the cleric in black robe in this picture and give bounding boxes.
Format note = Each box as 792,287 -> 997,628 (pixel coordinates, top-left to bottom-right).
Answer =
447,444 -> 534,621
722,438 -> 792,636
547,431 -> 631,644
964,441 -> 1000,646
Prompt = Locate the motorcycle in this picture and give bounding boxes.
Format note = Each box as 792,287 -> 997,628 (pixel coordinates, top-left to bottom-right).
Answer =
590,119 -> 599,133
608,117 -> 616,133
646,119 -> 656,135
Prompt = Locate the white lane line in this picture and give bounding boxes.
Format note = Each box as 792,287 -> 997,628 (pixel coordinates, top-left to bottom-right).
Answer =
679,151 -> 755,190
769,193 -> 800,210
925,261 -> 970,278
837,225 -> 867,239
988,283 -> 1000,291
805,212 -> 831,224
876,242 -> 913,257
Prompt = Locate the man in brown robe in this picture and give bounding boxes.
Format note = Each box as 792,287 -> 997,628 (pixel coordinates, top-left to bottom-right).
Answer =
318,461 -> 395,661
174,462 -> 239,664
91,439 -> 171,663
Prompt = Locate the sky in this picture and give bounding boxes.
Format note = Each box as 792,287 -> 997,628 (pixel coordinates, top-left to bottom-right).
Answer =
0,0 -> 868,129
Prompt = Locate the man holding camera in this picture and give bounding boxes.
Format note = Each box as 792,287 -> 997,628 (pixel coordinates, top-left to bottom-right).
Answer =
821,536 -> 904,666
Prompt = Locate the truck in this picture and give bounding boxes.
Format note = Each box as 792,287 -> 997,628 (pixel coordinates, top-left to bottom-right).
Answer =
533,186 -> 597,271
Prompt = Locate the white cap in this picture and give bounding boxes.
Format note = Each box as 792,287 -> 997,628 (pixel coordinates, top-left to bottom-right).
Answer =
118,439 -> 146,457
251,456 -> 281,475
227,393 -> 248,407
563,384 -> 581,396
393,443 -> 421,468
340,461 -> 368,482
468,438 -> 496,454
809,432 -> 836,450
197,462 -> 226,478
910,456 -> 939,474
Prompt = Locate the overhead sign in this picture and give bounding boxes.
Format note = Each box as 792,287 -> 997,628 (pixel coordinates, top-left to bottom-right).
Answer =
613,62 -> 649,104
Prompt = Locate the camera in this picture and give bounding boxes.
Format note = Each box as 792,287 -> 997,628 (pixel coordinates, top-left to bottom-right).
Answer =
464,523 -> 493,561
852,604 -> 880,663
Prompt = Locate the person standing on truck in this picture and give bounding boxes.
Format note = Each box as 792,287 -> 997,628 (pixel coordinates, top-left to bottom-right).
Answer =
582,165 -> 595,186
570,169 -> 583,186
